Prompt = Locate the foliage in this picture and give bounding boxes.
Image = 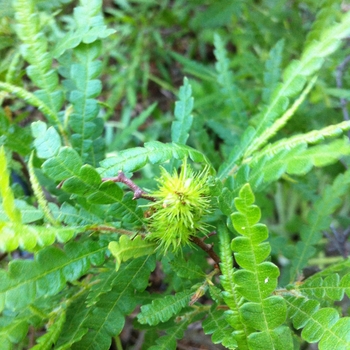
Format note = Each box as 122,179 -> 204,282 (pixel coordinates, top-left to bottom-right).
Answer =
1,0 -> 350,349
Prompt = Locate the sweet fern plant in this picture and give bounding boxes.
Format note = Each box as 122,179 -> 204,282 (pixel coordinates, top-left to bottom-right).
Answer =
1,0 -> 350,349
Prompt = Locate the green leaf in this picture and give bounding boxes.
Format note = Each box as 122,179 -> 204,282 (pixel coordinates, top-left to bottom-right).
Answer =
31,121 -> 62,159
138,290 -> 192,326
218,225 -> 249,349
171,77 -> 193,145
285,296 -> 350,348
202,309 -> 238,349
13,0 -> 63,114
319,318 -> 350,350
214,33 -> 246,127
31,310 -> 66,350
0,314 -> 29,349
62,164 -> 101,196
169,258 -> 206,280
107,103 -> 157,150
290,168 -> 350,279
147,317 -> 194,350
86,180 -> 123,204
29,152 -> 58,225
98,141 -> 211,176
247,326 -> 293,350
262,39 -> 285,103
53,0 -> 115,58
233,10 -> 350,162
56,257 -> 154,350
0,200 -> 43,224
240,296 -> 287,331
0,240 -> 107,312
300,274 -> 345,301
42,147 -> 83,181
0,222 -> 77,252
108,235 -> 157,271
224,184 -> 287,347
66,42 -> 105,163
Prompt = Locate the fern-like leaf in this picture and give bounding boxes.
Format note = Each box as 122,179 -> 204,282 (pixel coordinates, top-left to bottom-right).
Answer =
0,313 -> 29,350
218,224 -> 249,349
245,10 -> 350,156
31,310 -> 66,350
53,0 -> 115,58
252,120 -> 350,163
0,82 -> 63,130
285,296 -> 350,349
65,41 -> 105,163
108,235 -> 157,271
28,152 -> 58,225
202,309 -> 238,349
242,138 -> 350,192
0,240 -> 107,312
230,184 -> 293,349
0,146 -> 77,251
262,39 -> 285,103
55,256 -> 155,350
99,141 -> 211,177
147,315 -> 197,350
137,290 -> 192,326
298,273 -> 349,301
169,258 -> 206,280
290,168 -> 350,280
171,77 -> 193,145
13,0 -> 64,116
214,33 -> 246,128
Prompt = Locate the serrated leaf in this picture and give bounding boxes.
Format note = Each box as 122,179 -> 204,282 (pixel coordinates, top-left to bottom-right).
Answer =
56,257 -> 154,350
62,164 -> 101,195
138,290 -> 192,326
171,77 -> 193,145
262,39 -> 284,103
42,147 -> 82,181
291,168 -> 350,279
31,121 -> 61,159
214,33 -> 246,127
0,222 -> 77,252
233,262 -> 279,302
301,308 -> 339,342
169,258 -> 206,280
31,311 -> 66,350
202,309 -> 238,349
0,200 -> 43,224
286,296 -> 350,348
0,240 -> 107,312
247,326 -> 293,350
98,141 -> 211,176
319,318 -> 350,350
240,296 -> 287,331
301,274 -> 345,301
86,180 -> 123,204
0,314 -> 29,347
108,235 -> 157,271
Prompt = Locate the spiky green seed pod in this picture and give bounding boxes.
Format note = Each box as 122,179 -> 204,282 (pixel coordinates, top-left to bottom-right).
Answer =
146,159 -> 211,253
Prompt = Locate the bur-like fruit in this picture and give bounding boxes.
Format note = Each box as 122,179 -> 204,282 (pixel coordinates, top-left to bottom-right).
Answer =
146,159 -> 211,253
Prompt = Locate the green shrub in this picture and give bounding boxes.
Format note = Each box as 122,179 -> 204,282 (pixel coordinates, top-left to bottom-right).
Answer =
1,0 -> 350,349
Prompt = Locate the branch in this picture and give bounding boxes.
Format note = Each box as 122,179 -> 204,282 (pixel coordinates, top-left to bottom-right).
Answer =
103,171 -> 156,201
190,234 -> 221,271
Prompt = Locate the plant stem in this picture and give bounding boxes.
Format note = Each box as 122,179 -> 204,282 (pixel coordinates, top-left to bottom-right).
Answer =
102,171 -> 156,201
190,235 -> 221,270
